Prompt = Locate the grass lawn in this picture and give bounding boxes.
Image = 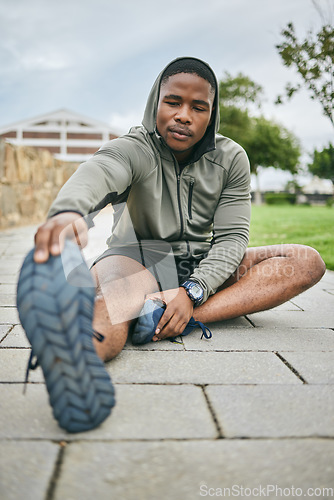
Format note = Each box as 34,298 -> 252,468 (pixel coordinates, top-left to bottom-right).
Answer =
249,205 -> 334,271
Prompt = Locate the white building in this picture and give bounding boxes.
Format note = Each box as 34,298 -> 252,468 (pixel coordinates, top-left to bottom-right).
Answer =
302,176 -> 333,195
0,109 -> 119,162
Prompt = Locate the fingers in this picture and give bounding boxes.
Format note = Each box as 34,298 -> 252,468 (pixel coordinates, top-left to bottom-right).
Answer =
154,308 -> 188,340
33,212 -> 88,263
145,288 -> 193,341
34,220 -> 54,263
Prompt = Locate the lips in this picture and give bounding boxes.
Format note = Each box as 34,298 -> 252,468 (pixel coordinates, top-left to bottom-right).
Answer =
168,126 -> 192,139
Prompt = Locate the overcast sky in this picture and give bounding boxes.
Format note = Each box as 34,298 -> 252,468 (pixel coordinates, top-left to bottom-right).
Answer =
1,0 -> 333,175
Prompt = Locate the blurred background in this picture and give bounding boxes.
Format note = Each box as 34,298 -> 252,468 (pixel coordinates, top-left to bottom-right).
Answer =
0,0 -> 333,188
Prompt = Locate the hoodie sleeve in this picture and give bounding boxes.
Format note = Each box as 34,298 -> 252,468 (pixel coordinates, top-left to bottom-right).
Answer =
189,149 -> 251,303
48,138 -> 139,219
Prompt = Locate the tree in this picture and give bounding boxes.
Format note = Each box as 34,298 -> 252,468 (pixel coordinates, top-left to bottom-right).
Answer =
244,117 -> 301,203
276,3 -> 334,128
246,116 -> 300,175
219,71 -> 264,109
218,73 -> 301,203
218,71 -> 263,147
308,142 -> 334,183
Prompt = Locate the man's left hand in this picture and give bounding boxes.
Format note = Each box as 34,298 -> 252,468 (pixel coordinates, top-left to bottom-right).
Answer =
145,287 -> 193,341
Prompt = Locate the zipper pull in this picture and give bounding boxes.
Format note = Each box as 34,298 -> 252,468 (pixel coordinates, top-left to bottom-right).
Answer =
188,179 -> 195,220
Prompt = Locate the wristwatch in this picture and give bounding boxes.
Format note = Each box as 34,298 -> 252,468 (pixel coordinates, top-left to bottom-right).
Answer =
181,280 -> 204,306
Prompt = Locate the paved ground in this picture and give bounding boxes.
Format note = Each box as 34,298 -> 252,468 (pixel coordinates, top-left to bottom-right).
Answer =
0,221 -> 334,500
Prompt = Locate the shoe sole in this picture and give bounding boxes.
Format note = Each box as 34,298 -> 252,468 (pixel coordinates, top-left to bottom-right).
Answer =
16,241 -> 115,433
132,299 -> 166,345
132,299 -> 211,345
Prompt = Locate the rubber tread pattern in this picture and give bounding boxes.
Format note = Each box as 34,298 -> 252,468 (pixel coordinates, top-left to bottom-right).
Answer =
16,241 -> 115,433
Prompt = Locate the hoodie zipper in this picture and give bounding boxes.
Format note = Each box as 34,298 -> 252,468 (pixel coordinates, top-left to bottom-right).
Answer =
188,179 -> 194,220
176,172 -> 184,239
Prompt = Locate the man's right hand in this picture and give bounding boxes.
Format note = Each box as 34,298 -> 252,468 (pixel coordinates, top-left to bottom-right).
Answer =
34,212 -> 88,263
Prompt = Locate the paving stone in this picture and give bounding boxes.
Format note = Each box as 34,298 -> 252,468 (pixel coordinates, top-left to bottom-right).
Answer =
107,350 -> 301,384
0,348 -> 35,382
0,384 -> 217,440
291,287 -> 334,312
319,270 -> 334,286
0,284 -> 17,295
0,266 -> 20,278
0,228 -> 333,500
3,244 -> 33,256
124,337 -> 185,350
54,440 -> 334,500
0,307 -> 20,324
103,384 -> 218,440
0,324 -> 11,341
0,242 -> 10,253
1,226 -> 37,237
116,384 -> 217,439
0,275 -> 19,284
0,440 -> 59,500
202,317 -> 252,328
3,249 -> 31,257
270,300 -> 302,311
0,348 -> 301,385
183,327 -> 334,352
248,310 -> 334,328
0,294 -> 16,306
1,324 -> 30,348
281,351 -> 334,384
0,383 -> 73,439
0,258 -> 24,271
205,385 -> 334,438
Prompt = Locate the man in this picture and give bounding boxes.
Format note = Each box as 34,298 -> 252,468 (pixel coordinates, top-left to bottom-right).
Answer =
17,57 -> 325,433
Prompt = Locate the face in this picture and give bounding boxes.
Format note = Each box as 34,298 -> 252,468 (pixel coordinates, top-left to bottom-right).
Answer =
156,72 -> 215,163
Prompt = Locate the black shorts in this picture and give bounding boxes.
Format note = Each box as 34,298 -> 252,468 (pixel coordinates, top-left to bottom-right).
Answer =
91,240 -> 205,291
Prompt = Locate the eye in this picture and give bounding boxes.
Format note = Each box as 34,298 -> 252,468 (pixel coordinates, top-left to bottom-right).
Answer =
194,106 -> 206,112
165,101 -> 179,107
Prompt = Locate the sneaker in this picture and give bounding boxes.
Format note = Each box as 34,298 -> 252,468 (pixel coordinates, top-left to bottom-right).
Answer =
132,298 -> 212,345
16,240 -> 115,433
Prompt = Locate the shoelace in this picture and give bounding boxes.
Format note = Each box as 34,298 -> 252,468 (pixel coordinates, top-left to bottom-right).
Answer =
188,319 -> 213,339
23,330 -> 105,394
170,319 -> 213,343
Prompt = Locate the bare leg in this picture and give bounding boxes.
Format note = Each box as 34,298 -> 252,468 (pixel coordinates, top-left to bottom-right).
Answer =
90,256 -> 159,361
194,244 -> 326,324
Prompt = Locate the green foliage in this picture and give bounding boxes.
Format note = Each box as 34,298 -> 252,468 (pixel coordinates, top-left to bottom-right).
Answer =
218,73 -> 301,175
219,71 -> 264,109
276,18 -> 334,127
249,205 -> 334,270
264,193 -> 297,205
308,142 -> 334,182
219,106 -> 252,147
245,117 -> 301,175
285,179 -> 302,193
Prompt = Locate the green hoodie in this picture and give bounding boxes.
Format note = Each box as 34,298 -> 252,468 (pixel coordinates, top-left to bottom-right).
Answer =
48,57 -> 251,303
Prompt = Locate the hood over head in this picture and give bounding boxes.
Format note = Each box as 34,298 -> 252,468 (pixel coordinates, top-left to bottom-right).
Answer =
142,56 -> 220,164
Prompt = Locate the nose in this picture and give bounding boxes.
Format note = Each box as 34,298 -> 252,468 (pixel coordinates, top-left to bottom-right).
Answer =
175,104 -> 191,124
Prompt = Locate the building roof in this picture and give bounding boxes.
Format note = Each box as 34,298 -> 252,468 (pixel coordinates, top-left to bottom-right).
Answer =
0,108 -> 120,162
0,108 -> 118,135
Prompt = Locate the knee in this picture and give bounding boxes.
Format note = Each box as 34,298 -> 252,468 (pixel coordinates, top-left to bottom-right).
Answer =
291,244 -> 326,286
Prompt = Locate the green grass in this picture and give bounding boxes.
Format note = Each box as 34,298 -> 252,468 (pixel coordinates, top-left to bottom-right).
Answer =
249,205 -> 334,271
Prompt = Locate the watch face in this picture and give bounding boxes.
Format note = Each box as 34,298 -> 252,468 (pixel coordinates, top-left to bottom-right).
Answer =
191,284 -> 203,299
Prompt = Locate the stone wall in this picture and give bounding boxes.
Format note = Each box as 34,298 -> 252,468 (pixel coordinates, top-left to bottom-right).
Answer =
0,140 -> 79,228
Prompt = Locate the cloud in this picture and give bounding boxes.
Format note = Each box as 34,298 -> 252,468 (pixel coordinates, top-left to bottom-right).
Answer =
0,0 -> 332,155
